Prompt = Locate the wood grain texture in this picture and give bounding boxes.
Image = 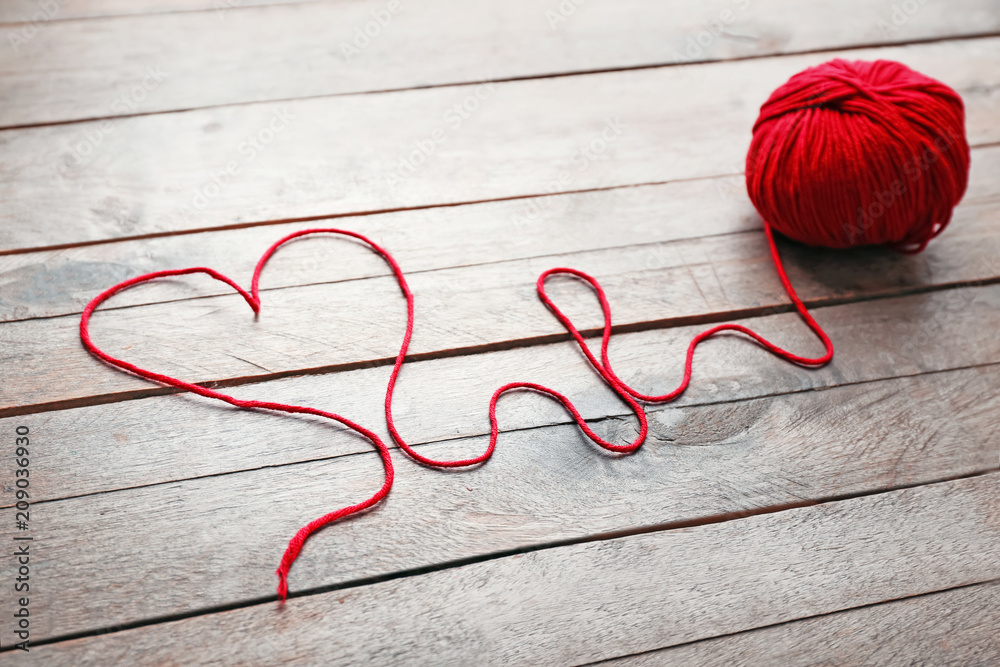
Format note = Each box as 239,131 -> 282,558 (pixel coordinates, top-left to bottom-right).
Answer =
14,473 -> 1000,664
2,142 -> 998,324
3,0 -> 998,127
3,189 -> 1000,414
0,173 -> 758,323
0,0 -> 309,22
596,581 -> 1000,666
2,358 -> 998,640
2,284 -> 998,506
2,37 -> 999,252
2,1 -> 998,662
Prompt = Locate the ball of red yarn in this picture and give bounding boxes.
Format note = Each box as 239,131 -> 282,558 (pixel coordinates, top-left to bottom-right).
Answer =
746,59 -> 970,253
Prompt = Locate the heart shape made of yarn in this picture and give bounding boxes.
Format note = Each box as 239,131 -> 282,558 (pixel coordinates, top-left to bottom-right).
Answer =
79,229 -> 408,601
80,223 -> 834,603
79,227 -> 663,602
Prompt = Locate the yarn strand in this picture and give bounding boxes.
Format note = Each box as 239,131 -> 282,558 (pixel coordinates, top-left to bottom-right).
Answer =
80,224 -> 832,601
77,56 -> 973,603
79,251 -> 395,603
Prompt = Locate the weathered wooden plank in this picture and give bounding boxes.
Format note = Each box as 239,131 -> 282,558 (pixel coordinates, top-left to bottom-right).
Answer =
2,284 -> 998,506
597,581 -> 1000,666
3,355 -> 998,639
13,473 -> 1000,663
3,183 -> 999,415
1,3 -> 996,663
2,142 -> 998,324
0,0 -> 307,22
2,37 -> 997,251
3,0 -> 997,127
0,174 -> 757,322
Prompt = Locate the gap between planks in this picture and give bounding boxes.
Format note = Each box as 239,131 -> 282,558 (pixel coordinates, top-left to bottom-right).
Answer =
4,283 -> 999,509
9,473 -> 999,663
2,143 -> 997,335
5,32 -> 1000,133
4,277 -> 1000,420
2,313 -> 997,640
9,357 -> 1000,512
0,173 -> 743,259
585,578 -> 1000,666
3,37 -> 998,252
1,132 -> 997,261
14,470 -> 1000,652
3,142 -> 999,414
3,0 -> 998,129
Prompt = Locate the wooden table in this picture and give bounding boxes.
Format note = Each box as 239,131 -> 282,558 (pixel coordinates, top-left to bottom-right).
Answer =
1,1 -> 999,663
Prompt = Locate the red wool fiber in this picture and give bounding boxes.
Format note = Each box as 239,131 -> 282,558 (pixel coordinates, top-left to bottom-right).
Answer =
79,59 -> 968,602
746,58 -> 970,252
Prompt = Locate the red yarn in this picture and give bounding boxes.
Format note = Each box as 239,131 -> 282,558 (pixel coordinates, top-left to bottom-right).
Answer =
80,225 -> 830,601
746,59 -> 970,253
79,58 -> 967,603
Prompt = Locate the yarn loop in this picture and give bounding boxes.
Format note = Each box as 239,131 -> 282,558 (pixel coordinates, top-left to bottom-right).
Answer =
77,58 -> 968,602
80,225 -> 831,601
